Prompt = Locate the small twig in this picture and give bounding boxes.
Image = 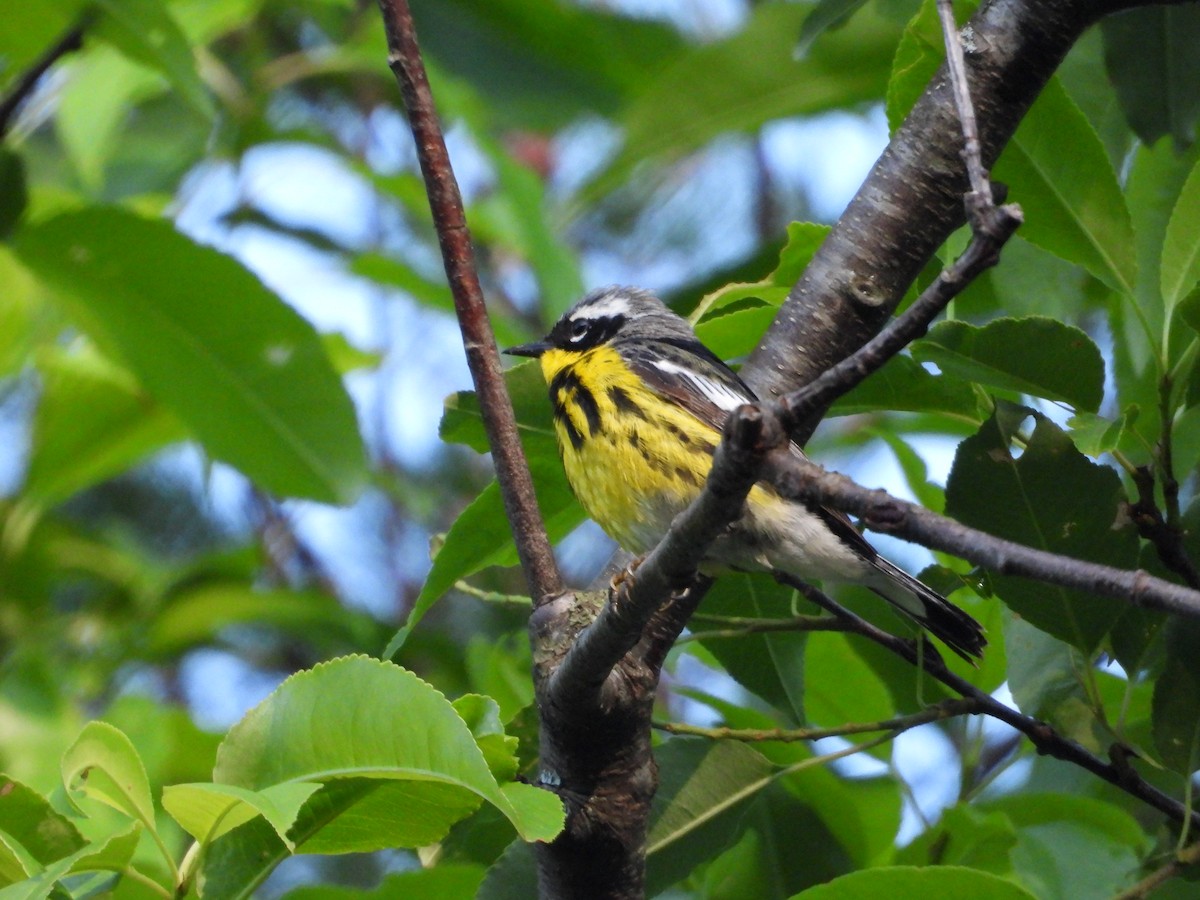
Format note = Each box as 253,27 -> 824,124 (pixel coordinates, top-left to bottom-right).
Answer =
1112,838 -> 1200,900
936,0 -> 990,208
678,614 -> 847,643
781,576 -> 1200,831
769,456 -> 1200,620
655,697 -> 983,743
376,0 -> 561,605
1128,465 -> 1200,589
777,204 -> 1021,430
0,18 -> 90,139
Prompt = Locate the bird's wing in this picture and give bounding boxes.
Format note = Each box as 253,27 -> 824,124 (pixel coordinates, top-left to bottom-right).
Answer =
623,336 -> 881,563
622,337 -> 757,432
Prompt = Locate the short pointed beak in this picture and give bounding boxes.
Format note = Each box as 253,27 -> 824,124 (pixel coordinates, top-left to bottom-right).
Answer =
503,341 -> 551,358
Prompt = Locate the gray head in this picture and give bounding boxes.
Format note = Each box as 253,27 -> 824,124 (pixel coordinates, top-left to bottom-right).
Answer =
505,286 -> 695,358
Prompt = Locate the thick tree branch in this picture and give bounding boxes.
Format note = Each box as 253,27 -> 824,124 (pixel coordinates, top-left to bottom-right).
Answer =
741,0 -> 1199,440
769,456 -> 1200,619
0,18 -> 89,140
376,0 -> 562,604
783,577 -> 1200,832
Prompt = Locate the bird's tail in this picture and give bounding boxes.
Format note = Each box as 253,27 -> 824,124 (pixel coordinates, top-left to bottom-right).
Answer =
865,558 -> 986,663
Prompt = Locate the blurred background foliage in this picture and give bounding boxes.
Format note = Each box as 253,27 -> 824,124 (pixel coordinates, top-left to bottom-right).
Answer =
3,0 -> 1200,896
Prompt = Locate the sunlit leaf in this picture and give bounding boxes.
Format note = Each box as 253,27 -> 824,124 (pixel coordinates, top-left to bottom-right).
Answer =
14,208 -> 369,504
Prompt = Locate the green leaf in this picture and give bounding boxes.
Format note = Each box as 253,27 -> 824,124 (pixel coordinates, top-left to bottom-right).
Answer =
796,0 -> 870,56
147,582 -> 380,658
885,0 -> 942,132
588,4 -> 899,199
0,777 -> 83,870
0,825 -> 142,899
1102,6 -> 1200,149
992,78 -> 1137,297
411,0 -> 684,130
23,347 -> 184,507
476,839 -> 538,900
280,865 -> 486,900
60,722 -> 155,827
213,656 -> 564,844
792,865 -> 1038,899
803,633 -> 894,757
644,739 -> 775,896
384,454 -> 583,657
1161,156 -> 1200,312
162,782 -> 323,848
830,353 -> 982,419
979,794 -> 1147,900
14,208 -> 368,504
698,574 -> 807,723
91,0 -> 214,118
1152,618 -> 1200,775
912,317 -> 1105,411
898,805 -> 1018,875
944,411 -> 1134,652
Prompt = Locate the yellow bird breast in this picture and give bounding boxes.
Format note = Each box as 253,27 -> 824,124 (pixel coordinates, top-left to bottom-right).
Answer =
539,346 -> 719,555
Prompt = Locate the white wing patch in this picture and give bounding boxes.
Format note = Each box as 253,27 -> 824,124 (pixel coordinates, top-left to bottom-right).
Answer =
651,358 -> 750,412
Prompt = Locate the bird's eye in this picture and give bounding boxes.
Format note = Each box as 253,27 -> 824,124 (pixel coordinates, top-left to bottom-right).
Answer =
569,320 -> 590,341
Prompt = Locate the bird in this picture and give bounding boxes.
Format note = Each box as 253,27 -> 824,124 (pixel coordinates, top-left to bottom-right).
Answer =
504,286 -> 985,661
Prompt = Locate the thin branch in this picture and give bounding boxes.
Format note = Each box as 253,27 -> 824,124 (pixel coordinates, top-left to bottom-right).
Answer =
678,614 -> 847,643
0,18 -> 89,139
782,575 -> 1200,832
936,0 -> 990,205
1112,838 -> 1200,900
776,203 -> 1020,431
376,0 -> 562,604
1128,465 -> 1200,589
655,697 -> 983,743
768,455 -> 1200,620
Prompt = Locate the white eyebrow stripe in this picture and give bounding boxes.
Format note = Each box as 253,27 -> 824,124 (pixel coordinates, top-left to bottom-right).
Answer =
571,296 -> 631,320
651,358 -> 749,412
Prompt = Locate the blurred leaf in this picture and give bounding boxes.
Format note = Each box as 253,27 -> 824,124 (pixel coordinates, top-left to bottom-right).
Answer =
1102,6 -> 1200,149
944,411 -> 1133,652
793,864 -> 1037,898
885,0 -> 941,131
451,694 -> 519,783
410,0 -> 683,129
1161,156 -> 1200,312
440,359 -> 556,454
0,2 -> 85,76
60,721 -> 155,827
992,79 -> 1137,297
589,4 -> 900,199
912,317 -> 1105,411
55,46 -> 161,190
0,824 -> 142,898
898,805 -> 1017,875
1065,409 -> 1133,458
23,346 -> 184,507
147,583 -> 380,658
979,793 -> 1147,900
644,739 -> 774,896
14,208 -> 369,504
213,656 -> 564,844
1152,618 -> 1200,775
476,838 -> 537,900
797,0 -> 870,56
91,0 -> 214,118
280,865 -> 486,900
385,455 -> 583,658
0,248 -> 57,379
